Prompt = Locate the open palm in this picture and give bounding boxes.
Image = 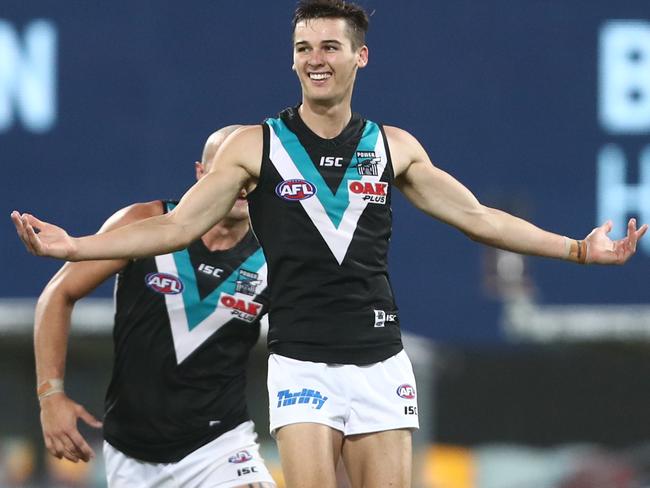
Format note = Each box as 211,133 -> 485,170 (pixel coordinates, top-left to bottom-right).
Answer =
585,218 -> 648,265
11,211 -> 76,260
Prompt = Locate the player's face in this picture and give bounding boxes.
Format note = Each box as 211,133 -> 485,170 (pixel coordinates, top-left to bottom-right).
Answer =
293,18 -> 368,106
225,188 -> 250,221
196,161 -> 249,221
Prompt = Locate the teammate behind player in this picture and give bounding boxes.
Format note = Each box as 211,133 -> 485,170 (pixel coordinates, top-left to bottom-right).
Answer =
33,126 -> 276,488
13,2 -> 647,488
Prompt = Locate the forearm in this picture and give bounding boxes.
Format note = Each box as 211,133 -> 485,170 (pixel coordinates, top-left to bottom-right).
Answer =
468,207 -> 584,263
34,291 -> 74,388
70,213 -> 192,261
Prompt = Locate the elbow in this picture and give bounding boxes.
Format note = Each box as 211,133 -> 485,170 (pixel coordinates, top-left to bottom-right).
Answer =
459,207 -> 502,246
171,228 -> 194,251
36,280 -> 78,313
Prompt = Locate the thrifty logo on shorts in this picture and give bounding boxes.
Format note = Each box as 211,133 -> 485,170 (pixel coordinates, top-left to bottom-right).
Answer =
277,388 -> 328,410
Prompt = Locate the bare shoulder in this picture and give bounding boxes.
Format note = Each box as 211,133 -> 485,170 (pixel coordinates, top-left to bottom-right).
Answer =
384,125 -> 419,145
383,125 -> 428,177
224,125 -> 263,151
215,124 -> 263,178
99,201 -> 164,233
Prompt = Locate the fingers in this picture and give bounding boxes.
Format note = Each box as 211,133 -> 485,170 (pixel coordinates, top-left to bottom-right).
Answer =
79,406 -> 103,429
602,220 -> 613,234
24,212 -> 47,230
41,400 -> 99,463
44,430 -> 92,463
66,431 -> 94,462
11,211 -> 44,255
24,218 -> 45,255
11,211 -> 33,252
627,219 -> 638,252
47,434 -> 67,461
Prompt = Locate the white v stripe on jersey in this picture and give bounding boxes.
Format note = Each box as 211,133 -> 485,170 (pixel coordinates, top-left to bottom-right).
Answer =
154,253 -> 268,364
268,127 -> 388,265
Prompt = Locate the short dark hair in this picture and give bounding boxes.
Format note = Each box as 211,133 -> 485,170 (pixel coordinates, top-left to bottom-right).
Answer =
293,0 -> 370,50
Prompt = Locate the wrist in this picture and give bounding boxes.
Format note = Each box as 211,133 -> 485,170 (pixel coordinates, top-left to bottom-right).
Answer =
68,237 -> 81,261
37,378 -> 64,401
564,237 -> 588,264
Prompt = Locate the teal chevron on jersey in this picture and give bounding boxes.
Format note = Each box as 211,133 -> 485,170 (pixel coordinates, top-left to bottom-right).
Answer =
266,117 -> 380,228
164,202 -> 266,331
171,247 -> 265,331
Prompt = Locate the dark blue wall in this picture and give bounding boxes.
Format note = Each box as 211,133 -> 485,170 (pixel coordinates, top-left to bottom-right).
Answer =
2,1 -> 648,343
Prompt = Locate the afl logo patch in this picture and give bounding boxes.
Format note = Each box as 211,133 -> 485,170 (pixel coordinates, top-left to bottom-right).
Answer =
396,384 -> 416,399
275,179 -> 317,201
228,450 -> 253,464
145,272 -> 184,295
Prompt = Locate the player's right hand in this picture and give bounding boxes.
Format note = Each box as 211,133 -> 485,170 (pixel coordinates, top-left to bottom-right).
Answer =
11,211 -> 76,260
39,393 -> 103,463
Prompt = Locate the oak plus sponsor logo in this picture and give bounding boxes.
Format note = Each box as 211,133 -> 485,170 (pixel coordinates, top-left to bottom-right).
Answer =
396,384 -> 416,400
219,293 -> 262,323
228,450 -> 253,464
349,180 -> 388,204
145,272 -> 184,295
275,179 -> 317,201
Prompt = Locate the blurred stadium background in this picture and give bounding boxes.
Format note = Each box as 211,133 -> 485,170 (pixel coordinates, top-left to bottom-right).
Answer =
1,1 -> 649,487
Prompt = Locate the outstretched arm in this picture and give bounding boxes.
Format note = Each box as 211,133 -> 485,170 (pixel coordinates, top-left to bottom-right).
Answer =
389,126 -> 647,264
12,126 -> 262,261
35,201 -> 161,463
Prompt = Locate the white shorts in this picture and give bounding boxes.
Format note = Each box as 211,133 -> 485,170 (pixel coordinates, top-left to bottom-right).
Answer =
267,350 -> 419,437
103,421 -> 276,488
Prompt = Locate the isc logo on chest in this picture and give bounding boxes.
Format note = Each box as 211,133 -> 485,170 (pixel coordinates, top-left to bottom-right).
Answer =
275,179 -> 317,201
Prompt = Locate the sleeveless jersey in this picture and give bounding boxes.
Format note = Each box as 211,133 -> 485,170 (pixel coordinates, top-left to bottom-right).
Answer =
248,107 -> 402,365
103,201 -> 268,463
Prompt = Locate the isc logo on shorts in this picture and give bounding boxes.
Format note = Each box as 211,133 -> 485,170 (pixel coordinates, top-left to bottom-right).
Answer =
396,384 -> 416,399
348,181 -> 388,204
145,273 -> 184,294
275,179 -> 317,201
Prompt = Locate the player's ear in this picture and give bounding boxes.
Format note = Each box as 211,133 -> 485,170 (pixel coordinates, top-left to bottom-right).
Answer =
195,161 -> 205,181
357,46 -> 368,68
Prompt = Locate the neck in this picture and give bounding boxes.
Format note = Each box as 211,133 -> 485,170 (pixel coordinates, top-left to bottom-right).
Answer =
299,97 -> 353,139
200,218 -> 250,251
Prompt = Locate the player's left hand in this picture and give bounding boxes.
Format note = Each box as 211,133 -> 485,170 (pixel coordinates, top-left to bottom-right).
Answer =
584,218 -> 648,264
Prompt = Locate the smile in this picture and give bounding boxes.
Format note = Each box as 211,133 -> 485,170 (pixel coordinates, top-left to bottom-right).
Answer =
309,72 -> 332,81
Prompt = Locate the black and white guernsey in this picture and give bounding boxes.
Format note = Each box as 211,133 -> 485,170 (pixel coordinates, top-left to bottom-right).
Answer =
103,201 -> 268,463
248,107 -> 402,365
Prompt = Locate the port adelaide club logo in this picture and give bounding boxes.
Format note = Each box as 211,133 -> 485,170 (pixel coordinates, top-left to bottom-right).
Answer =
276,179 -> 317,201
145,272 -> 184,295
